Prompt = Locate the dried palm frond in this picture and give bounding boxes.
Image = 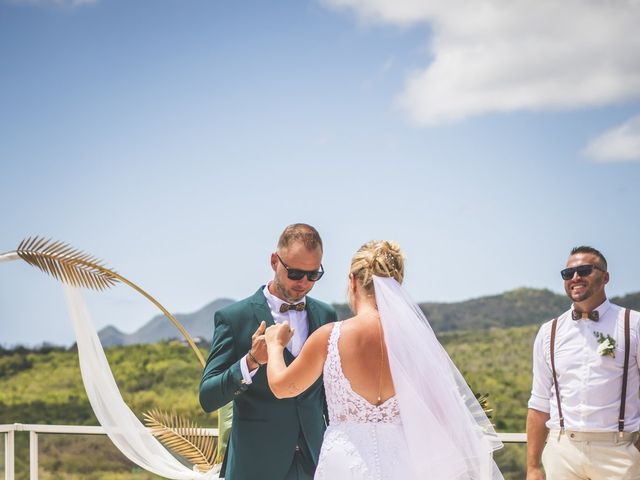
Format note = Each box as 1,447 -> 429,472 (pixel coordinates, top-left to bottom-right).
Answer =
13,236 -> 206,367
144,409 -> 217,472
16,236 -> 119,291
475,392 -> 493,420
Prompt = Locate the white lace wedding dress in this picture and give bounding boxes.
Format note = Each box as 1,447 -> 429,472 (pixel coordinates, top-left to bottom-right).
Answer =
314,321 -> 411,479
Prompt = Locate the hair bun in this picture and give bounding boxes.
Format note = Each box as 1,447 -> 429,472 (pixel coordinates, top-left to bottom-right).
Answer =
370,241 -> 402,279
350,240 -> 405,291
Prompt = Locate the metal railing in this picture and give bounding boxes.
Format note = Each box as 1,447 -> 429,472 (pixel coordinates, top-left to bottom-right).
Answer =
1,423 -> 524,480
1,423 -> 220,480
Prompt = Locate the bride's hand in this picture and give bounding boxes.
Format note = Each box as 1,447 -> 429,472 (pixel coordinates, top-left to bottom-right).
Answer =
265,322 -> 294,348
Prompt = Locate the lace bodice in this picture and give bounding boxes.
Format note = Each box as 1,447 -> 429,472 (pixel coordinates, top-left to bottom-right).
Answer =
323,321 -> 401,424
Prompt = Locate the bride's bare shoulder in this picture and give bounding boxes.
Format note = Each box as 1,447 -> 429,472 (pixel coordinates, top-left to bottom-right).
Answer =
336,315 -> 370,333
312,317 -> 358,340
310,321 -> 338,340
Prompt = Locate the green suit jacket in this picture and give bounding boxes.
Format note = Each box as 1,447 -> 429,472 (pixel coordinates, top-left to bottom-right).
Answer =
199,287 -> 337,480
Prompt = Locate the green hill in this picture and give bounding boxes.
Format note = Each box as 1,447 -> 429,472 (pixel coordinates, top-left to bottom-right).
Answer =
1,324 -> 538,479
419,287 -> 568,331
336,288 -> 638,330
4,288 -> 640,479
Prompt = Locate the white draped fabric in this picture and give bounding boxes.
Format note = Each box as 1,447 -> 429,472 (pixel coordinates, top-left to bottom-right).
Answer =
0,252 -> 19,263
373,276 -> 503,480
0,249 -> 219,479
63,285 -> 220,480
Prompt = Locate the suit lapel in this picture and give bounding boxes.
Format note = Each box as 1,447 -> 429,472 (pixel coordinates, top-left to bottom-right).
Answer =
250,286 -> 275,328
306,298 -> 322,335
250,288 -> 324,337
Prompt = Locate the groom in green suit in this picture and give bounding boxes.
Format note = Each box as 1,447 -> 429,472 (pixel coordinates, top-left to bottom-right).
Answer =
200,223 -> 337,480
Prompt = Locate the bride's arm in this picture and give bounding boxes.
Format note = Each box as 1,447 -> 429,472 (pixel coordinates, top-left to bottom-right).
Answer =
266,322 -> 332,399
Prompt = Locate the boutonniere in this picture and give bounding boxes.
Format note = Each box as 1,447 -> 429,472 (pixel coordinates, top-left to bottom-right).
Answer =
594,331 -> 616,357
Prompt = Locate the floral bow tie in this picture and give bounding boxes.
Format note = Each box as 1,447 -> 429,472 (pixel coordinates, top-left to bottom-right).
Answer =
280,302 -> 305,313
571,310 -> 599,321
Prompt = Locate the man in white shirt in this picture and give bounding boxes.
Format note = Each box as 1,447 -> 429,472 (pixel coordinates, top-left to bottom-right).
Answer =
527,246 -> 640,480
199,223 -> 337,480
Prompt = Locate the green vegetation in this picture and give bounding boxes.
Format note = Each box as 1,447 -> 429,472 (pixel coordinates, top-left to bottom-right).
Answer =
3,286 -> 638,479
0,341 -> 211,479
441,325 -> 538,479
1,324 -> 539,479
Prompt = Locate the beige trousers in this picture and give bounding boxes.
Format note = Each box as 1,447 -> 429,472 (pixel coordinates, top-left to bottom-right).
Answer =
542,430 -> 640,479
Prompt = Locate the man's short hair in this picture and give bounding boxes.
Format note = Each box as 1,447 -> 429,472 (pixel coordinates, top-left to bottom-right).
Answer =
277,223 -> 323,252
570,245 -> 608,270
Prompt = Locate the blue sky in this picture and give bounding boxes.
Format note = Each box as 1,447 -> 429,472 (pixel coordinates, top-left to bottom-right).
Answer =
1,0 -> 639,346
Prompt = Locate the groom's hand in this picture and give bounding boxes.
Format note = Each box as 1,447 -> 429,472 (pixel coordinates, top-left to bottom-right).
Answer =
266,321 -> 294,347
247,321 -> 268,369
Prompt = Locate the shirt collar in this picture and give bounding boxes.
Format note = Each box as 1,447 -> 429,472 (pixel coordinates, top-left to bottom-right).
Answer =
262,283 -> 306,313
571,298 -> 611,318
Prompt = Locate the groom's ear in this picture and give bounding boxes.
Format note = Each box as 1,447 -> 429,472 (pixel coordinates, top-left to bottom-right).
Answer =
270,252 -> 278,272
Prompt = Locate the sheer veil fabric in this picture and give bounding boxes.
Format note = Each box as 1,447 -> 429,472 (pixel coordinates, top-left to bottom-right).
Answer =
63,285 -> 220,480
373,276 -> 504,480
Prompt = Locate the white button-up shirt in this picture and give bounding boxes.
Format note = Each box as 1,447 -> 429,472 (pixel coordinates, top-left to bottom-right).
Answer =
240,284 -> 310,384
528,300 -> 640,432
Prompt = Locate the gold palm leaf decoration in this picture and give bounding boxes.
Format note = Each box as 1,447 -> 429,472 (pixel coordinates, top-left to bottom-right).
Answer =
13,236 -> 206,367
143,409 -> 217,472
17,237 -> 119,290
475,392 -> 494,420
5,236 -> 224,467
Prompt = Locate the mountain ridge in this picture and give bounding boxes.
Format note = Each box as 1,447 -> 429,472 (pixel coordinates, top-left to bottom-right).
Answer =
98,288 -> 640,346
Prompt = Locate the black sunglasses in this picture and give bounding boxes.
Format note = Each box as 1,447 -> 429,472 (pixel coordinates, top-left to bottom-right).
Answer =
560,264 -> 605,281
276,253 -> 324,282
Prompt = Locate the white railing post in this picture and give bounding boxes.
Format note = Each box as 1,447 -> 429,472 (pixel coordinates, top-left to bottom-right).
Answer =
6,430 -> 15,480
30,430 -> 39,480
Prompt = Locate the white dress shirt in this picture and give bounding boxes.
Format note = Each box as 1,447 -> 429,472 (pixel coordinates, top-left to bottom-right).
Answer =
240,284 -> 310,384
528,300 -> 640,432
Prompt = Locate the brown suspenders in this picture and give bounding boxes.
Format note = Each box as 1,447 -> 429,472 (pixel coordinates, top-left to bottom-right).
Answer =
550,317 -> 564,431
619,308 -> 631,434
550,308 -> 631,434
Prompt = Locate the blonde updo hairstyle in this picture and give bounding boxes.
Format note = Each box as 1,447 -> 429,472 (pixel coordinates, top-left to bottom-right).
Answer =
350,240 -> 404,294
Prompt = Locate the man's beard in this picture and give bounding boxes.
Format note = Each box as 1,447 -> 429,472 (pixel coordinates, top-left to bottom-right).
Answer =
567,277 -> 603,303
274,278 -> 304,303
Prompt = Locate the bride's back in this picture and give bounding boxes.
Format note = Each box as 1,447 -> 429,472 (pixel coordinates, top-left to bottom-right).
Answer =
337,315 -> 395,405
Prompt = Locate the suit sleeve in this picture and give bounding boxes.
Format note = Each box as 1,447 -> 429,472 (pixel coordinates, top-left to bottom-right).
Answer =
199,310 -> 248,412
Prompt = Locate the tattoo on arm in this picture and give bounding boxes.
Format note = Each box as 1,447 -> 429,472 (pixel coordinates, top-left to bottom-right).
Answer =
287,383 -> 301,395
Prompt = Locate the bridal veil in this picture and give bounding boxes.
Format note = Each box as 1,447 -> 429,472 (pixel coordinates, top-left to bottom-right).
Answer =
373,276 -> 504,480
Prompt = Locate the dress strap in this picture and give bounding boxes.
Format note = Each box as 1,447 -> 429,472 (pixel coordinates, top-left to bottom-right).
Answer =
327,321 -> 342,359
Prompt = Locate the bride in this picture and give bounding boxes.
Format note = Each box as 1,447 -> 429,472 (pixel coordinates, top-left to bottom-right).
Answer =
265,241 -> 504,479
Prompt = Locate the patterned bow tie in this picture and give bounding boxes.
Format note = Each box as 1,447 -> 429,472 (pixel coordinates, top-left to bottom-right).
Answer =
571,310 -> 599,321
280,302 -> 305,313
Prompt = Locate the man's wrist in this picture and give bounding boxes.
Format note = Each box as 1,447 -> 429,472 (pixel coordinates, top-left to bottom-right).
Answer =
527,460 -> 543,470
247,349 -> 264,367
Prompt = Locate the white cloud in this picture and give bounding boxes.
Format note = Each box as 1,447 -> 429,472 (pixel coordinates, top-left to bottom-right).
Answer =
322,0 -> 640,125
583,115 -> 640,162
